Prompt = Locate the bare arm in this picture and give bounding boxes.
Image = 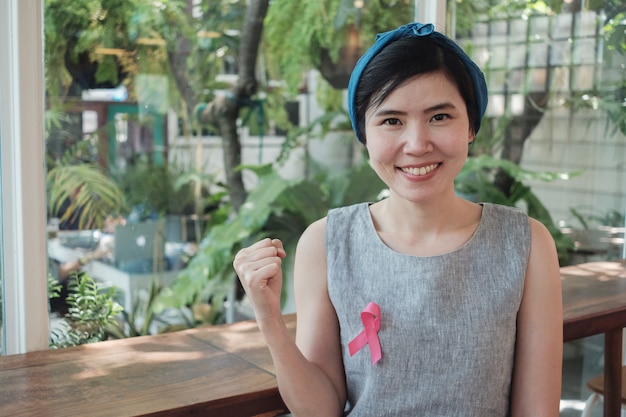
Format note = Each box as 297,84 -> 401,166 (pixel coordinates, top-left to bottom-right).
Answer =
58,247 -> 110,280
510,218 -> 563,417
233,220 -> 346,416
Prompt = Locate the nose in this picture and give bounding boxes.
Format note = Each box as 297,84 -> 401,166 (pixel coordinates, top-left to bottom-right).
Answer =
402,124 -> 433,154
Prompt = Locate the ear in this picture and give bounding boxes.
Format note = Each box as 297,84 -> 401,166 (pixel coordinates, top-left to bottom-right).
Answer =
468,129 -> 476,145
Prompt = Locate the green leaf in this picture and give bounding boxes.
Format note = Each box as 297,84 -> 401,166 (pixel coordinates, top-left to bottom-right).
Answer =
153,164 -> 296,311
154,161 -> 387,322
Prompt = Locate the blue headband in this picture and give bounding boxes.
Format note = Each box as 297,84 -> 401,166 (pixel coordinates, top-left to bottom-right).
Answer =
347,22 -> 488,144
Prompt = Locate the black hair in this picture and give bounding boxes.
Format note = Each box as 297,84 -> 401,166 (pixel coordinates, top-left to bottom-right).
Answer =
354,36 -> 479,144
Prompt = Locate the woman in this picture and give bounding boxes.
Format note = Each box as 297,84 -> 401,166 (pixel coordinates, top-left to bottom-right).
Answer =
233,22 -> 562,416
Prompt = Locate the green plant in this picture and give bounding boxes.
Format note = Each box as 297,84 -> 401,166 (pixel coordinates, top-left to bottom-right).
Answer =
568,80 -> 626,138
565,3 -> 625,137
47,142 -> 128,230
44,0 -> 190,96
106,279 -> 195,339
568,207 -> 625,230
114,154 -> 223,233
50,273 -> 123,348
114,156 -> 190,219
47,274 -> 62,299
264,0 -> 413,93
154,160 -> 386,324
49,274 -> 196,344
455,154 -> 579,264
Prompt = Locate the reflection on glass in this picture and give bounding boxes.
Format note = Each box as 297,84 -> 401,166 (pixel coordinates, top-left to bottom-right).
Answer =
43,0 -> 227,345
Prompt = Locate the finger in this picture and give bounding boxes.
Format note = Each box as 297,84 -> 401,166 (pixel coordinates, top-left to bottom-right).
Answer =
246,237 -> 275,251
236,254 -> 282,279
236,262 -> 282,295
244,262 -> 282,289
270,239 -> 287,258
234,239 -> 282,267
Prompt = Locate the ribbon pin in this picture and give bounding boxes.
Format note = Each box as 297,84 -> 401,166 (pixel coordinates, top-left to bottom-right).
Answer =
348,302 -> 382,364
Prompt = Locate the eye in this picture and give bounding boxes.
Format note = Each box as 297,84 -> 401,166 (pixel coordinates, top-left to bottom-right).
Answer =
382,118 -> 402,126
431,113 -> 449,122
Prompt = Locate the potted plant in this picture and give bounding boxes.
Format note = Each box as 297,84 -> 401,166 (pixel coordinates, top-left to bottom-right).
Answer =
264,0 -> 413,93
44,0 -> 190,94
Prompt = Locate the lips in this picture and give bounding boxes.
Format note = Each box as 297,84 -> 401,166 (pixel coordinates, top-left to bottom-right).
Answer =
400,163 -> 439,176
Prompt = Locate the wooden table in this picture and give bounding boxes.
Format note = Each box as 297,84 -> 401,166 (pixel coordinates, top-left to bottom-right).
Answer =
0,317 -> 295,417
1,260 -> 625,417
562,260 -> 626,417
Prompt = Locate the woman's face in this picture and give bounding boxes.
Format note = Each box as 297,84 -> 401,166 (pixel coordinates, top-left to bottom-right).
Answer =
364,71 -> 475,204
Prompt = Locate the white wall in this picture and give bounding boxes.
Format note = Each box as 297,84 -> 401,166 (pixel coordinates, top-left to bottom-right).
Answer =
168,131 -> 307,192
521,106 -> 626,228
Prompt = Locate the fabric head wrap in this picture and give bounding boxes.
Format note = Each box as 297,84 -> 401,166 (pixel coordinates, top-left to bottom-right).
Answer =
347,22 -> 488,144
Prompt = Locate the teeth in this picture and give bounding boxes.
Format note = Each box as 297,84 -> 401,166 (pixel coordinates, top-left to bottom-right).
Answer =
401,164 -> 438,176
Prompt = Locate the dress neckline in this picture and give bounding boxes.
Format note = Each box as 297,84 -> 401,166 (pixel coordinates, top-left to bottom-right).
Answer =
361,202 -> 489,258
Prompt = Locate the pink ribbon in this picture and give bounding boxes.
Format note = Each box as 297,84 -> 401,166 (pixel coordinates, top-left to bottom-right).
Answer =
348,302 -> 382,364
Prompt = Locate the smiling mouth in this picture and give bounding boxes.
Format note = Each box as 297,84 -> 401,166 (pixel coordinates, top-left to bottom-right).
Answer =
400,163 -> 439,176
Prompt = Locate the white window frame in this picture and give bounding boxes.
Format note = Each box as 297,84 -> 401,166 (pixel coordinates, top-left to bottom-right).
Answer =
414,0 -> 447,29
0,0 -> 49,355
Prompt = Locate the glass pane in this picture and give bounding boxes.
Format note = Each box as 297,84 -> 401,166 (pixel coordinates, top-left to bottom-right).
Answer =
451,1 -> 626,415
44,0 -> 226,346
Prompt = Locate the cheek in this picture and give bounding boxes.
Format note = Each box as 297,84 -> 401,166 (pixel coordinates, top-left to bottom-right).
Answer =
367,159 -> 394,188
365,141 -> 394,164
366,147 -> 398,183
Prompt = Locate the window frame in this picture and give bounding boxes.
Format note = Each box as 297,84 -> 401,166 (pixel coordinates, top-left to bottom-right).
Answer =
415,0 -> 447,28
0,0 -> 49,355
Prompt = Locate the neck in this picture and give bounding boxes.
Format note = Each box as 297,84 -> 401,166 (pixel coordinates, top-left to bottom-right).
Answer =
369,196 -> 483,256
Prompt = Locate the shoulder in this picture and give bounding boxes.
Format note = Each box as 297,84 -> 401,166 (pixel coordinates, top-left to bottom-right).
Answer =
297,202 -> 371,260
298,216 -> 327,249
326,203 -> 370,237
524,216 -> 561,303
483,202 -> 527,218
527,216 -> 557,253
294,216 -> 328,279
484,204 -> 552,245
480,203 -> 532,248
490,204 -> 555,258
328,202 -> 368,219
481,203 -> 529,227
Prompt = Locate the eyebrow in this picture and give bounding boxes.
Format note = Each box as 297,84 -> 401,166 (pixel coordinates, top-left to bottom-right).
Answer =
371,109 -> 407,118
371,101 -> 458,118
423,102 -> 458,113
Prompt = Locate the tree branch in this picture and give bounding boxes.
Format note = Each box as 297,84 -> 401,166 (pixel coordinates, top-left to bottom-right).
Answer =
198,0 -> 270,211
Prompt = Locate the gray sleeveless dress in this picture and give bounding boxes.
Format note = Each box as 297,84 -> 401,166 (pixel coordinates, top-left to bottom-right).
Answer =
326,202 -> 530,417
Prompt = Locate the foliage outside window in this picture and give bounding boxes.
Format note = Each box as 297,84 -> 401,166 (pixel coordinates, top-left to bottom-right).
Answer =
41,0 -> 625,337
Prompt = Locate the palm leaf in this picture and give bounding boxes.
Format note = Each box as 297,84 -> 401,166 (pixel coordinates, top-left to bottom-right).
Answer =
47,163 -> 127,229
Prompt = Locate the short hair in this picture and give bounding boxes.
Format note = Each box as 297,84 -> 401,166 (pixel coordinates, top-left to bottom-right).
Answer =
348,23 -> 488,144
